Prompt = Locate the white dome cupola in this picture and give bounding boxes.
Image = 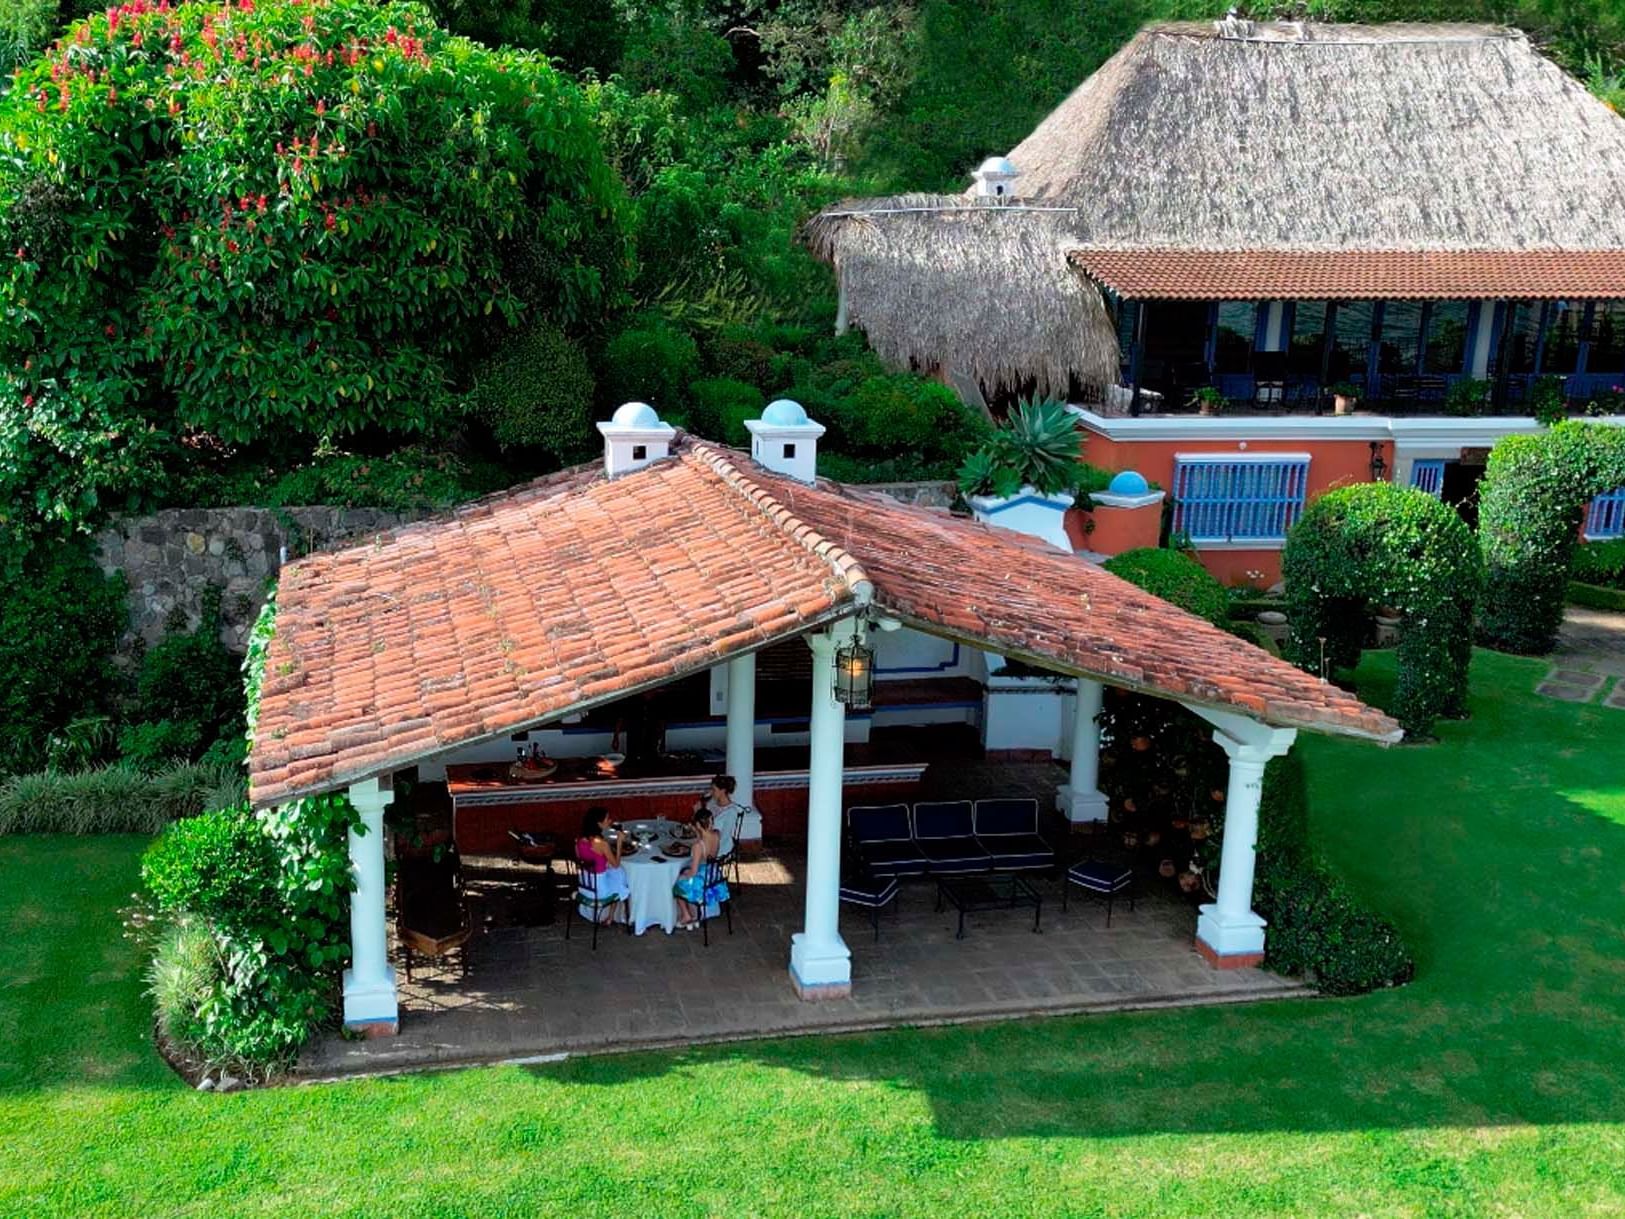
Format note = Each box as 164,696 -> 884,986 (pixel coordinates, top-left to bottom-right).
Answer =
745,399 -> 825,484
971,155 -> 1019,198
596,401 -> 675,479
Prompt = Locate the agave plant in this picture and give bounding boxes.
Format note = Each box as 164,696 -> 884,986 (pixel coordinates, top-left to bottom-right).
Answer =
956,398 -> 1083,497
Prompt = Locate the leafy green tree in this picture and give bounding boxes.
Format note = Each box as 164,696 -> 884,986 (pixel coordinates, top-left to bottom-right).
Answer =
0,0 -> 629,536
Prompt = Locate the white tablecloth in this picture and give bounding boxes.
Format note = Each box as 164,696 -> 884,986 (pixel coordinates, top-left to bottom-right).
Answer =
617,819 -> 691,935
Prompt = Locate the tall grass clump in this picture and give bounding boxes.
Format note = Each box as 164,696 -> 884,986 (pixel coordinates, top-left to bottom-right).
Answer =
0,761 -> 244,834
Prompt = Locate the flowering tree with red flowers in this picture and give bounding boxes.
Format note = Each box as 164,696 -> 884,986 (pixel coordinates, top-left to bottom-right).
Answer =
0,0 -> 628,535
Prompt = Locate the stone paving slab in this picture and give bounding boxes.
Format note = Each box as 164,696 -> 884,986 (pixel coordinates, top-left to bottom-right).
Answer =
1605,679 -> 1625,710
1537,680 -> 1602,703
298,852 -> 1305,1080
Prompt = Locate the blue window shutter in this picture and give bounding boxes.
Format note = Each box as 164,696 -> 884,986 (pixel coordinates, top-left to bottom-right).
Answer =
1410,460 -> 1446,498
1171,456 -> 1311,544
1585,487 -> 1625,540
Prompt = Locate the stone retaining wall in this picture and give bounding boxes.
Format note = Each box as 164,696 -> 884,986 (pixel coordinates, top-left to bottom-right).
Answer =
95,506 -> 423,651
858,480 -> 957,509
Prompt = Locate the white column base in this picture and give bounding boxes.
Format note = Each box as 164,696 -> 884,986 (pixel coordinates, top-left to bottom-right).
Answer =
342,965 -> 400,1035
789,932 -> 852,1000
1056,784 -> 1110,823
1195,905 -> 1267,968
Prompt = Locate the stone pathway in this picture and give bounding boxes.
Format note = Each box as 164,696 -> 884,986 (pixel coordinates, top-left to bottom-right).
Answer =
1536,607 -> 1625,706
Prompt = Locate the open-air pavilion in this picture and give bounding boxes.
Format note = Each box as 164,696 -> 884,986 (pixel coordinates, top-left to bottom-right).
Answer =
249,401 -> 1400,1052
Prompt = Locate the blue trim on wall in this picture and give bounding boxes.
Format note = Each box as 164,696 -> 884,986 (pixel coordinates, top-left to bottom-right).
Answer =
876,642 -> 962,675
978,495 -> 1070,514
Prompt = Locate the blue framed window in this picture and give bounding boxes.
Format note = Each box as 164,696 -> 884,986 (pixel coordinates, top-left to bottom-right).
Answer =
1586,488 -> 1625,540
1410,459 -> 1446,498
1172,455 -> 1310,544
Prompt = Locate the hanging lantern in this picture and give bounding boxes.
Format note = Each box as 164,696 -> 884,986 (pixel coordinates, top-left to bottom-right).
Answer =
833,637 -> 875,709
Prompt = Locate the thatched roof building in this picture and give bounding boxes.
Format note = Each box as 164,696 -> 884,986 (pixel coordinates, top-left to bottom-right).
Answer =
808,20 -> 1625,401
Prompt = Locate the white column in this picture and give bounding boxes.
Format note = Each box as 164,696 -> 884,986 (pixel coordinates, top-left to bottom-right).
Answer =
1057,678 -> 1109,822
834,271 -> 849,336
342,776 -> 398,1035
789,620 -> 853,999
725,651 -> 759,839
1195,728 -> 1295,967
1468,301 -> 1497,377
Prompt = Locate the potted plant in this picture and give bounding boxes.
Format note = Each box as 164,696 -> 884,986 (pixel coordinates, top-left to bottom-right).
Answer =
957,398 -> 1088,552
1187,386 -> 1226,417
1328,382 -> 1359,416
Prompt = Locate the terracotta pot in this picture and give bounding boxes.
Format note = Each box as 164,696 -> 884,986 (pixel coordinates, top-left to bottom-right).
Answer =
1130,736 -> 1152,752
1158,859 -> 1177,878
1333,393 -> 1356,415
1178,871 -> 1200,893
1122,830 -> 1141,848
1145,830 -> 1163,847
1170,817 -> 1189,830
1122,797 -> 1137,813
1189,822 -> 1211,841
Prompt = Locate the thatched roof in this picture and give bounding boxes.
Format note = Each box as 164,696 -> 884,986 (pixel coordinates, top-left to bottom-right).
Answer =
807,21 -> 1625,394
1007,21 -> 1625,249
803,195 -> 1119,399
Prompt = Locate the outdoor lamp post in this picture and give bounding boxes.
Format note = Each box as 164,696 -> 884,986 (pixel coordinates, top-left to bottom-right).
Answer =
833,635 -> 875,710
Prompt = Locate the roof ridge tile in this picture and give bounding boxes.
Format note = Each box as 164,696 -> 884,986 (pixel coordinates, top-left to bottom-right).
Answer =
684,442 -> 874,602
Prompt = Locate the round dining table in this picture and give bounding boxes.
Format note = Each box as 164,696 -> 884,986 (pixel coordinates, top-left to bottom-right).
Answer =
613,818 -> 694,935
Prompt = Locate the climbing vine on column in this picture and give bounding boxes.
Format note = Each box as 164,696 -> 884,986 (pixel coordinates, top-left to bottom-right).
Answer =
1283,482 -> 1480,738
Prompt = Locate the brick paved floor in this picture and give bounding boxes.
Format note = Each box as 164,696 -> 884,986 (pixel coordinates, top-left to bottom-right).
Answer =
299,841 -> 1303,1079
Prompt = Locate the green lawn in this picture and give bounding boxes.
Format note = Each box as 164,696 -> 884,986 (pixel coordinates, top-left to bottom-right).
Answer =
3,649 -> 1624,1217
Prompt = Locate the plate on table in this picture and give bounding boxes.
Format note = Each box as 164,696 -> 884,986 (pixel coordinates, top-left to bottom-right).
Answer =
672,824 -> 697,841
663,845 -> 689,860
619,842 -> 640,858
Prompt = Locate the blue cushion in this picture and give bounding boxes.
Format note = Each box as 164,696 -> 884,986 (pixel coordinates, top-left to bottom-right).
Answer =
983,833 -> 1055,870
840,876 -> 899,906
918,838 -> 991,872
913,800 -> 975,841
1067,860 -> 1133,894
974,798 -> 1040,837
857,841 -> 930,877
848,804 -> 913,844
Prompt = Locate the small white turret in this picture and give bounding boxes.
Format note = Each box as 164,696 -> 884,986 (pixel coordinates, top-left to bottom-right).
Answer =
596,401 -> 675,479
745,399 -> 825,484
971,155 -> 1019,198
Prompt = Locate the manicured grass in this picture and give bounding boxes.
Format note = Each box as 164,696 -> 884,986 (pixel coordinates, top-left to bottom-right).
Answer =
3,649 -> 1624,1217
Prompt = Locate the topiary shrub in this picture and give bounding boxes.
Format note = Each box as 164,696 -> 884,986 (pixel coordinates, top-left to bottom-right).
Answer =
467,324 -> 595,458
688,377 -> 765,443
600,319 -> 701,416
1283,482 -> 1480,737
1478,421 -> 1625,653
1102,548 -> 1229,628
1253,751 -> 1414,995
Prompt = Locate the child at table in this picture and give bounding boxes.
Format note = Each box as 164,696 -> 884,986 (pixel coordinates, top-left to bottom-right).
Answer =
575,807 -> 631,924
672,809 -> 728,931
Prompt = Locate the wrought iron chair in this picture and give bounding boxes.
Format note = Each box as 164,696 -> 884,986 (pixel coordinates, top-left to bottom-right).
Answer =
395,851 -> 473,981
563,851 -> 628,950
694,855 -> 733,947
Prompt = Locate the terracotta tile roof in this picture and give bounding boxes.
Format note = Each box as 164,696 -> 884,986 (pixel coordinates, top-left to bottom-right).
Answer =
1066,248 -> 1625,300
741,463 -> 1402,747
249,448 -> 866,807
249,440 -> 1400,806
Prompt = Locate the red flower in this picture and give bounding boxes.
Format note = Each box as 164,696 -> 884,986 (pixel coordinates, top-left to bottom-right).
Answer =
315,98 -> 326,116
169,34 -> 181,52
324,212 -> 335,231
23,395 -> 34,408
104,324 -> 116,337
226,239 -> 239,252
256,195 -> 267,212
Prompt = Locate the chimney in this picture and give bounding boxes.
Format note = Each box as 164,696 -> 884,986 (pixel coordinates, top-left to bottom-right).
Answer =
745,399 -> 824,484
596,401 -> 675,479
970,156 -> 1019,199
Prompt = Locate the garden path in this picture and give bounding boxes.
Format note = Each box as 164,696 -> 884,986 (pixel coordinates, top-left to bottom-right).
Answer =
1535,607 -> 1625,707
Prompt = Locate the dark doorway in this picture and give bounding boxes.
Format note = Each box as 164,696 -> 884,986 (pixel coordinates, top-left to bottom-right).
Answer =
1139,301 -> 1213,403
1441,460 -> 1486,530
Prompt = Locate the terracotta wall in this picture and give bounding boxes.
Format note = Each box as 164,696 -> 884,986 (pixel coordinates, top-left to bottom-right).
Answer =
1079,432 -> 1394,586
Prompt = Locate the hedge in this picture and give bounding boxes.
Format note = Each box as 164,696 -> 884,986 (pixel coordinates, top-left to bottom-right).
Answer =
1253,751 -> 1415,996
1571,538 -> 1625,590
1478,422 -> 1625,653
0,761 -> 244,835
1102,547 -> 1229,628
1568,580 -> 1625,612
1283,483 -> 1480,737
